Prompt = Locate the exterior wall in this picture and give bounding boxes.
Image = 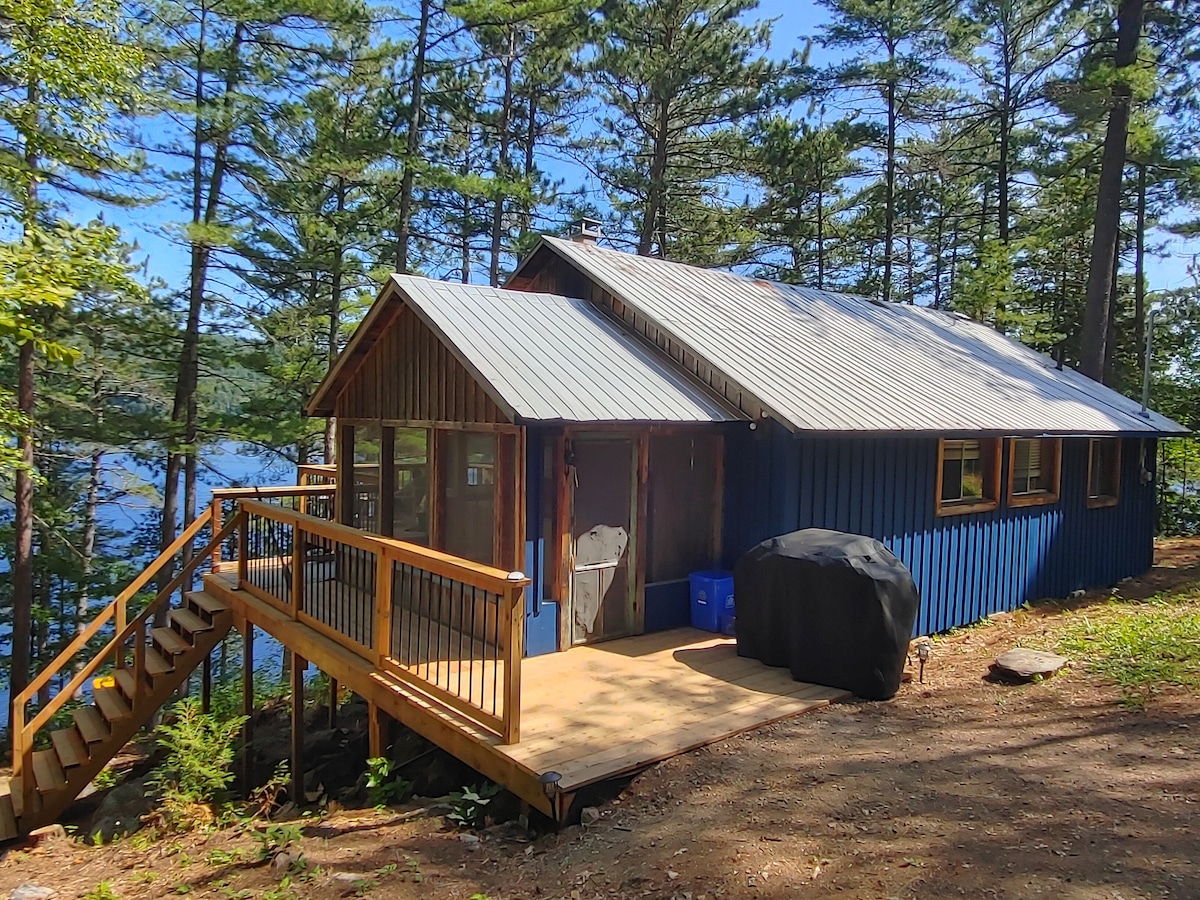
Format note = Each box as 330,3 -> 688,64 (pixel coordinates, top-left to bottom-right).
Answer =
723,423 -> 1158,636
334,304 -> 508,424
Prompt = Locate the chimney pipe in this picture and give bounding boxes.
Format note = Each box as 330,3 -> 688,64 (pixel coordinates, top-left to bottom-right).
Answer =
570,217 -> 602,244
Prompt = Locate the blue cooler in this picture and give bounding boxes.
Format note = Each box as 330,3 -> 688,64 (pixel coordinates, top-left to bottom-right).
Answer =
689,570 -> 735,633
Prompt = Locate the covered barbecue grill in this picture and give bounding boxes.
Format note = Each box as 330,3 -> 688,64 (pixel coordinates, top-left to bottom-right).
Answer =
734,529 -> 919,700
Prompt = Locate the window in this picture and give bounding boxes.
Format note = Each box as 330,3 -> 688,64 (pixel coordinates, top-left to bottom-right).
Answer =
1008,437 -> 1062,507
1087,438 -> 1121,508
937,438 -> 1000,516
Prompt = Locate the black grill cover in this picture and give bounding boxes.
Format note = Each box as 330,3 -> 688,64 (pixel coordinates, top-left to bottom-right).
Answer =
734,529 -> 919,700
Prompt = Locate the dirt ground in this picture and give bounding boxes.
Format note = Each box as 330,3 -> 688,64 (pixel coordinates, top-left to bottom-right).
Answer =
4,540 -> 1200,900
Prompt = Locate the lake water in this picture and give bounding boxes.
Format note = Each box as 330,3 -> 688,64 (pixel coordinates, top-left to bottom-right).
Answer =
3,442 -> 299,729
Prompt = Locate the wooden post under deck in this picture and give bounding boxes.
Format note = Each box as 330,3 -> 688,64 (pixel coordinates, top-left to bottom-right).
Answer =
241,620 -> 254,790
368,702 -> 386,759
291,654 -> 306,803
327,678 -> 338,730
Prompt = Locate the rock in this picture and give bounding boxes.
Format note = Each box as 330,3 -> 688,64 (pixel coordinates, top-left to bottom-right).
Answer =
11,885 -> 56,900
27,825 -> 66,846
271,851 -> 302,874
992,648 -> 1069,680
579,806 -> 600,826
88,776 -> 153,844
458,833 -> 480,845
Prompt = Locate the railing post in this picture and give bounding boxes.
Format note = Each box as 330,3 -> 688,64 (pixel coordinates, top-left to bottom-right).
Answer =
502,575 -> 525,745
211,496 -> 223,569
132,620 -> 146,710
291,524 -> 305,619
237,508 -> 248,589
375,552 -> 393,664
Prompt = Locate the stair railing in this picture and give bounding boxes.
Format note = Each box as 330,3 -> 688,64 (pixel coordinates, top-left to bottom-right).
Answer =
11,509 -> 245,820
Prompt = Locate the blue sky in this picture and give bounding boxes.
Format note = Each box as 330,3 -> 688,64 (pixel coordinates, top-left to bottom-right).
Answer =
93,0 -> 1198,303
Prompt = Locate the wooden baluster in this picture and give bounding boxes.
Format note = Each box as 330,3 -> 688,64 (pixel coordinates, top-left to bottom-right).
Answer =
291,524 -> 304,618
237,508 -> 249,588
375,553 -> 393,664
502,577 -> 524,744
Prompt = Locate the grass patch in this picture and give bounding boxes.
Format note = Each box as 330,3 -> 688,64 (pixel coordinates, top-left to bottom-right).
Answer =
1058,593 -> 1200,706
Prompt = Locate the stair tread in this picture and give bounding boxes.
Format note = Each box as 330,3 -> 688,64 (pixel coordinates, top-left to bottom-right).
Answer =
170,608 -> 212,635
0,792 -> 17,841
152,626 -> 191,655
144,648 -> 174,677
8,777 -> 26,819
74,706 -> 109,744
186,591 -> 228,617
94,686 -> 131,724
51,727 -> 89,769
32,749 -> 67,793
114,667 -> 137,702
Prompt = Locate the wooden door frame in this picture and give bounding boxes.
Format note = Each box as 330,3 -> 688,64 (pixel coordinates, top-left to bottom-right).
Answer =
562,429 -> 642,647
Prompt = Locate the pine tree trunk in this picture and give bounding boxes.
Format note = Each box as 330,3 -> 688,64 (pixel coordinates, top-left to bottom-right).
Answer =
882,59 -> 896,303
1080,0 -> 1144,383
640,102 -> 670,257
1134,161 -> 1147,372
396,0 -> 431,273
489,31 -> 515,287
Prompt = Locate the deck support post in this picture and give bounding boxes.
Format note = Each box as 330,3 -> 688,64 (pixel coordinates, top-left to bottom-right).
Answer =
327,677 -> 338,730
291,654 -> 306,803
201,653 -> 212,714
241,620 -> 254,791
368,702 -> 387,759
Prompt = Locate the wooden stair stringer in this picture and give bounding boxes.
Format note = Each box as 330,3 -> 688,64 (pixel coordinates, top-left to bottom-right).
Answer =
5,599 -> 232,838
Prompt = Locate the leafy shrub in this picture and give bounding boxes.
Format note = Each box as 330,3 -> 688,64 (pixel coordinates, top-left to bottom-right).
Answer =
446,783 -> 502,830
251,822 -> 304,861
365,757 -> 412,807
146,699 -> 246,830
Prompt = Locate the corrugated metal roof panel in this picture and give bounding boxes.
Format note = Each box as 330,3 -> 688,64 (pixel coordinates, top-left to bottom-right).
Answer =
389,274 -> 738,424
540,237 -> 1187,436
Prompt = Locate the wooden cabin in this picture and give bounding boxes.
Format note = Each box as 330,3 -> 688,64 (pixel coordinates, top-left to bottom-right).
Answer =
4,229 -> 1184,839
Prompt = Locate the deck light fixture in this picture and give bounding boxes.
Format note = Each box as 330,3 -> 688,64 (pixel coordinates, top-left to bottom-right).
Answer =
916,639 -> 932,684
539,771 -> 562,801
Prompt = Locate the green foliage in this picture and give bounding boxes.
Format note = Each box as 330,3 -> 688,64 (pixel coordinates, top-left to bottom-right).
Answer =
446,782 -> 502,830
251,822 -> 305,861
146,700 -> 246,830
364,757 -> 413,807
1059,594 -> 1200,707
82,883 -> 119,900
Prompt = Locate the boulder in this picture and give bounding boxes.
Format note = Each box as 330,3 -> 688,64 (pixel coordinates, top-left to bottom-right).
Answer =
88,776 -> 153,843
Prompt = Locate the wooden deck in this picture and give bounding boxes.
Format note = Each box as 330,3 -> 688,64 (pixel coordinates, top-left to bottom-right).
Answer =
204,570 -> 848,821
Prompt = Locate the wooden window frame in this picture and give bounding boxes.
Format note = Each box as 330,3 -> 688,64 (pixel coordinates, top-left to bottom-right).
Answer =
1086,438 -> 1122,509
936,437 -> 1002,517
1007,437 -> 1062,508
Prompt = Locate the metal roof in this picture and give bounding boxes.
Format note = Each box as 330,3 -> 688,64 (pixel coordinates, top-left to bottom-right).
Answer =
537,237 -> 1187,436
389,274 -> 738,424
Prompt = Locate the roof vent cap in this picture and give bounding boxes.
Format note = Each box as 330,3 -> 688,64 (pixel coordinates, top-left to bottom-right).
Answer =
569,217 -> 603,244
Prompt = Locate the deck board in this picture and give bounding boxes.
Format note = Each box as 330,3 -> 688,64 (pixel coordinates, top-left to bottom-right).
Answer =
204,571 -> 848,819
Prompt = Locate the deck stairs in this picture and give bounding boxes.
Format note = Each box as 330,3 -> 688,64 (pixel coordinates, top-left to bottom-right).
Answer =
0,590 -> 231,840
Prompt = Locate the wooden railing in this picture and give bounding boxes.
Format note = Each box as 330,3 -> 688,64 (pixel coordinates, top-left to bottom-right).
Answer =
209,484 -> 337,570
11,508 -> 242,817
231,499 -> 528,744
298,463 -> 336,486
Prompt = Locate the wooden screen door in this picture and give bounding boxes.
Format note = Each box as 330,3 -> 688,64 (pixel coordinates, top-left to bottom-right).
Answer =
570,436 -> 636,644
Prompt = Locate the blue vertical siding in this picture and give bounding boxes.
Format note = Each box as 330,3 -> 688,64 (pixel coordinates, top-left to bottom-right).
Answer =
724,423 -> 1157,636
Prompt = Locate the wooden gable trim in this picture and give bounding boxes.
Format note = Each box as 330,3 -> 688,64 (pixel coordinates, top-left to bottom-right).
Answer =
330,284 -> 514,426
306,280 -> 404,417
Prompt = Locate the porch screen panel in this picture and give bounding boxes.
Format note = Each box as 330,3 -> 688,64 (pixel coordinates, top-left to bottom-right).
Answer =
439,431 -> 498,566
646,433 -> 721,583
393,427 -> 430,545
352,424 -> 383,533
